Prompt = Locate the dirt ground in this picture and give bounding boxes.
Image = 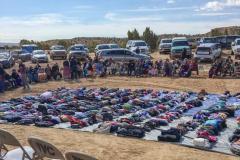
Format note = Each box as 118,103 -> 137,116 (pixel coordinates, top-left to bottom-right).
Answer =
0,51 -> 240,160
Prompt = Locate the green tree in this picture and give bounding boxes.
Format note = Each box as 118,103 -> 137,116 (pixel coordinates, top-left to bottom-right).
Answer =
132,28 -> 140,40
127,30 -> 134,40
142,27 -> 158,51
20,39 -> 33,45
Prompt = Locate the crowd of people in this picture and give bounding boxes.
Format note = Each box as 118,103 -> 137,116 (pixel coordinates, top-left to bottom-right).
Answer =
209,56 -> 240,78
0,55 -> 239,93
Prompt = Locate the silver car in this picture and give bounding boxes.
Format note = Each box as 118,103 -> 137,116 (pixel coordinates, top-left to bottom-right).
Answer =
159,39 -> 172,54
32,50 -> 49,63
68,44 -> 88,60
98,48 -> 150,62
50,45 -> 67,60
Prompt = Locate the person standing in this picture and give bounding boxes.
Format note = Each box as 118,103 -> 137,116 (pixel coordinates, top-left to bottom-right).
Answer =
18,63 -> 30,90
63,60 -> 71,80
0,64 -> 6,93
45,64 -> 52,80
70,56 -> 78,81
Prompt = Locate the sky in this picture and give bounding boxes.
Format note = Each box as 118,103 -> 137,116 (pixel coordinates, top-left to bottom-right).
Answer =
1,0 -> 240,42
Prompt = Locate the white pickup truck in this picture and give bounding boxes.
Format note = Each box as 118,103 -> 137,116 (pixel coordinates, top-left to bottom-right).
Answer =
232,38 -> 240,59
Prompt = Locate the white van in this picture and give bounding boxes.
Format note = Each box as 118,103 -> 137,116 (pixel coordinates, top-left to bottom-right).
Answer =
195,43 -> 221,62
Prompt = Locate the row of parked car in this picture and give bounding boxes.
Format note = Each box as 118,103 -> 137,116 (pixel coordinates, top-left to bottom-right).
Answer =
159,35 -> 240,62
0,41 -> 152,68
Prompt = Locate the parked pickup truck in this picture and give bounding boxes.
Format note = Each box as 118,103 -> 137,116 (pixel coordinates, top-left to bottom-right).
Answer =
170,37 -> 192,59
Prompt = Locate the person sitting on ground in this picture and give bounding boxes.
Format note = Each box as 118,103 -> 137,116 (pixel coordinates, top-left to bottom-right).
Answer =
148,66 -> 158,77
4,73 -> 15,90
110,61 -> 117,75
128,60 -> 135,76
172,60 -> 179,76
222,58 -> 234,77
156,60 -> 163,76
190,58 -> 199,75
179,59 -> 191,77
51,63 -> 62,80
209,63 -> 217,78
163,59 -> 172,77
234,62 -> 240,77
11,69 -> 22,87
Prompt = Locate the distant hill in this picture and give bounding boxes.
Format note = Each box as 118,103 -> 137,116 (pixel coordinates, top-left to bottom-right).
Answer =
206,26 -> 240,37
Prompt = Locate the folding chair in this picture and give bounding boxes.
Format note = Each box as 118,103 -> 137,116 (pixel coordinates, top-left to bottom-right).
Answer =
65,151 -> 97,160
0,129 -> 33,160
27,136 -> 65,160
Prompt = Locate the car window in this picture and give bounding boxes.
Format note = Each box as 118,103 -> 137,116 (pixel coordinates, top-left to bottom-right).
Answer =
108,50 -> 124,56
109,44 -> 119,49
52,46 -> 64,50
203,38 -> 217,43
98,45 -> 110,50
172,41 -> 189,47
237,40 -> 240,45
161,40 -> 172,43
71,46 -> 84,51
197,47 -> 210,52
133,42 -> 147,47
226,36 -> 240,43
33,51 -> 45,55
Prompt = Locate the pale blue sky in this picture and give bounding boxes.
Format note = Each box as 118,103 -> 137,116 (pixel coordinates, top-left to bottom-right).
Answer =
1,0 -> 240,42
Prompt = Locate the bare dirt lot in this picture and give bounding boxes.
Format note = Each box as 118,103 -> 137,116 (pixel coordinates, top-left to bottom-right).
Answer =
0,51 -> 240,160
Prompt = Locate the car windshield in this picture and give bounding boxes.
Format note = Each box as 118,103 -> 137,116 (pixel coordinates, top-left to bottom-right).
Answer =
227,36 -> 240,43
197,47 -> 210,52
71,46 -> 84,51
172,41 -> 189,47
203,38 -> 216,43
162,40 -> 172,43
21,45 -> 39,53
52,46 -> 64,50
109,44 -> 119,49
98,45 -> 110,50
134,42 -> 146,47
33,51 -> 45,55
0,54 -> 8,59
237,40 -> 240,45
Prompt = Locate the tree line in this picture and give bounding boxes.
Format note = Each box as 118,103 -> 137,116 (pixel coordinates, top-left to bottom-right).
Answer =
127,27 -> 158,52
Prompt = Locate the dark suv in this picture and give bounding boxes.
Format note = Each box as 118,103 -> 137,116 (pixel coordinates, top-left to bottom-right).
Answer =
98,48 -> 150,62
